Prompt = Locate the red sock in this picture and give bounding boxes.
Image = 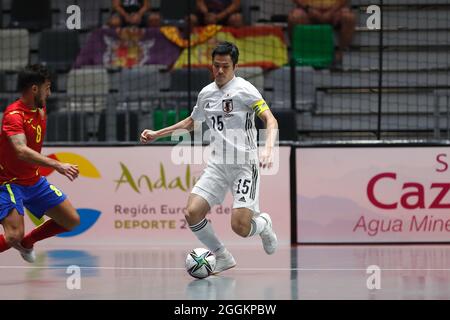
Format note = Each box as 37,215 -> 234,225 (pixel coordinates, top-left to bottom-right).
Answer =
21,219 -> 68,249
0,235 -> 11,253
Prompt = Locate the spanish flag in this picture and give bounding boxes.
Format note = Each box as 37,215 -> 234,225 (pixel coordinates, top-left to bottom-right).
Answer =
162,26 -> 288,70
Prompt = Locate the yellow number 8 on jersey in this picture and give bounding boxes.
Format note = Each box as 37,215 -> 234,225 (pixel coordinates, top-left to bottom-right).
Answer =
50,185 -> 63,197
36,125 -> 42,143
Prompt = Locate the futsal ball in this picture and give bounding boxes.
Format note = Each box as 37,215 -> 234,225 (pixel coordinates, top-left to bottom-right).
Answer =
185,248 -> 216,279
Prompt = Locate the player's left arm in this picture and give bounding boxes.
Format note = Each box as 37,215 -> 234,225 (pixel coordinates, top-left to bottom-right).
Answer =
257,108 -> 278,169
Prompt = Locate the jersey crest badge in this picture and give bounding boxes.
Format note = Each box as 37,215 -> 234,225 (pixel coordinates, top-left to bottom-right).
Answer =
222,99 -> 233,113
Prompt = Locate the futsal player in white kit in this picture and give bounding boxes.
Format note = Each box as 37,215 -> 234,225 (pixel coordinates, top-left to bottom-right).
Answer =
140,42 -> 278,274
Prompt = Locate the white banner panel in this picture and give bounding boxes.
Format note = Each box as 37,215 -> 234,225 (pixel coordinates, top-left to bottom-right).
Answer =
297,147 -> 450,243
24,146 -> 291,246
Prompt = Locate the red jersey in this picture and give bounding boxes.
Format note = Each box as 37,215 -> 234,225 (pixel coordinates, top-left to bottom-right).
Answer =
0,99 -> 47,186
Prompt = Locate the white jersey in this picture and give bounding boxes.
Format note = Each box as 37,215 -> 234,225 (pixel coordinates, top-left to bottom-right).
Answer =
190,76 -> 269,164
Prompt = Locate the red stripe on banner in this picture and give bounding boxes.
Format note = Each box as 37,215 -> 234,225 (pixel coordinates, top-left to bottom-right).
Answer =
220,26 -> 286,41
179,62 -> 280,69
238,62 -> 282,69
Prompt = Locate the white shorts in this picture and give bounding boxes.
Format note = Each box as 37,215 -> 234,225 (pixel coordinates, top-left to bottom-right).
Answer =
191,162 -> 260,214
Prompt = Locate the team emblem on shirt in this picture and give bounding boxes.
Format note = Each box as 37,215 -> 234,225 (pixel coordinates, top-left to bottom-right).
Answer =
222,99 -> 234,113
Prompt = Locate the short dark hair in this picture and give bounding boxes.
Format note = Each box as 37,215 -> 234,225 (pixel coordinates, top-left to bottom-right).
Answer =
17,64 -> 51,92
212,41 -> 239,66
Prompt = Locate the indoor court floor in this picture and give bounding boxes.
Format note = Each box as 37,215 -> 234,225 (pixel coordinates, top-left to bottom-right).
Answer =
0,244 -> 449,299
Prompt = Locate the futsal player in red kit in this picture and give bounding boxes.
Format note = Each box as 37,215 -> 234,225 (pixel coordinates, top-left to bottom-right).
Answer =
0,64 -> 80,263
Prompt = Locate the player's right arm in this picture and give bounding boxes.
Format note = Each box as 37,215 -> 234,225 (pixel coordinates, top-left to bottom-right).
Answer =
140,116 -> 195,144
8,134 -> 79,181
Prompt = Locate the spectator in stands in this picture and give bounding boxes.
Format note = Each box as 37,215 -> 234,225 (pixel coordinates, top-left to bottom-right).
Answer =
288,0 -> 356,67
190,0 -> 244,27
109,0 -> 161,28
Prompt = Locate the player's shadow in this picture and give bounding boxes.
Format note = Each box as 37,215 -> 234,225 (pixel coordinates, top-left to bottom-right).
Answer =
186,275 -> 236,300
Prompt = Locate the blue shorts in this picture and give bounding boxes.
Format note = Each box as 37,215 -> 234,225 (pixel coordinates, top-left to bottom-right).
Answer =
0,177 -> 67,221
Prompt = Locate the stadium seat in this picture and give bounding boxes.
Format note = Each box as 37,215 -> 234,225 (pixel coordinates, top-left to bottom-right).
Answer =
2,0 -> 12,10
153,109 -> 165,130
76,0 -> 106,29
10,0 -> 52,30
39,30 -> 80,71
0,72 -> 18,93
292,25 -> 334,68
254,108 -> 297,141
0,29 -> 29,71
67,68 -> 109,95
110,65 -> 170,97
152,108 -> 190,142
0,73 -> 6,111
0,1 -> 3,29
164,110 -> 177,140
175,108 -> 191,142
116,110 -> 140,141
44,95 -> 59,114
245,0 -> 295,24
166,109 -> 177,126
179,108 -> 189,121
264,66 -> 315,110
166,108 -> 190,142
109,66 -> 170,115
160,0 -> 196,25
272,109 -> 297,141
0,72 -> 5,93
169,68 -> 211,92
46,111 -> 91,142
66,67 -> 109,112
167,69 -> 210,123
153,109 -> 169,141
97,109 -> 139,142
236,67 -> 264,92
239,0 -> 252,25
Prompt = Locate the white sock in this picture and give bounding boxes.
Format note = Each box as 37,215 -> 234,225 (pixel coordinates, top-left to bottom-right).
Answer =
247,216 -> 268,237
189,218 -> 224,253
